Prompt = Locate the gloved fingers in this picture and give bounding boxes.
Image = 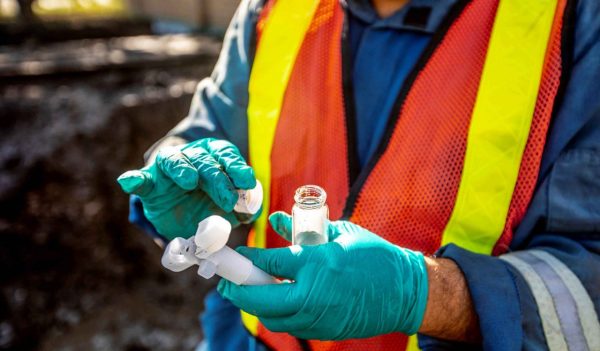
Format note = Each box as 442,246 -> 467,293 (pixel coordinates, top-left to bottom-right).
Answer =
236,246 -> 304,279
117,170 -> 154,196
328,221 -> 357,241
155,147 -> 199,191
181,147 -> 238,212
202,139 -> 256,189
217,279 -> 301,318
289,329 -> 330,341
259,314 -> 315,334
268,211 -> 293,242
259,316 -> 296,333
260,317 -> 336,340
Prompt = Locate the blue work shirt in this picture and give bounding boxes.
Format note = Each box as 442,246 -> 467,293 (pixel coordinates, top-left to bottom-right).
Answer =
347,0 -> 456,166
134,0 -> 600,350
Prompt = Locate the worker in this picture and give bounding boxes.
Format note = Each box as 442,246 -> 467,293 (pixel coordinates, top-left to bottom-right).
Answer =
117,0 -> 600,350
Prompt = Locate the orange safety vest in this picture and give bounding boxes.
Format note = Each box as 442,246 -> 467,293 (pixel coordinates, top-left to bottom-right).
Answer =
244,0 -> 568,349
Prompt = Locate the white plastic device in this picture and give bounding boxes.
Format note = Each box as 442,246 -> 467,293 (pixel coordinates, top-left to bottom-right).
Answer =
234,180 -> 263,215
161,215 -> 277,285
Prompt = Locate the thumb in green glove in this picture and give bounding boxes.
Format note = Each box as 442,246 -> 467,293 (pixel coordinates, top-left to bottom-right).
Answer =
218,212 -> 429,340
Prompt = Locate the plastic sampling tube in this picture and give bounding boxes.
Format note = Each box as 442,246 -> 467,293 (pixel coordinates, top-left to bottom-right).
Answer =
207,245 -> 275,285
161,216 -> 277,285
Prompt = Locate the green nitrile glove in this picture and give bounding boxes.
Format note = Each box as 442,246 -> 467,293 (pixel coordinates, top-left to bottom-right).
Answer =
217,211 -> 429,340
117,138 -> 260,240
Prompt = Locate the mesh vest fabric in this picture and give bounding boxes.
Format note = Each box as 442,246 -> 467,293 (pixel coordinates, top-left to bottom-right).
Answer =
266,0 -> 349,251
493,0 -> 566,255
247,0 -> 565,349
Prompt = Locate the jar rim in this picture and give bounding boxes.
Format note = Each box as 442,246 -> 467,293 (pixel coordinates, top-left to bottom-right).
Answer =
294,185 -> 327,209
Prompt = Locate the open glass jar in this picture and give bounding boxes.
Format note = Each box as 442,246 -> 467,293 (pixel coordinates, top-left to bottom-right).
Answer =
292,185 -> 329,245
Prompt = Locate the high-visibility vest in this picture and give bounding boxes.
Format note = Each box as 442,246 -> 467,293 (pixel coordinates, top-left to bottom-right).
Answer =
245,0 -> 568,349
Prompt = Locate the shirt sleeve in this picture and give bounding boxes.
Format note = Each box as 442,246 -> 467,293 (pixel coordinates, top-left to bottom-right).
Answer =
154,0 -> 264,159
423,1 -> 600,349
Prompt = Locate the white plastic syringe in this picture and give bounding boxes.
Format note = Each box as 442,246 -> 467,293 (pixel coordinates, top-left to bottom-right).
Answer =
161,215 -> 277,285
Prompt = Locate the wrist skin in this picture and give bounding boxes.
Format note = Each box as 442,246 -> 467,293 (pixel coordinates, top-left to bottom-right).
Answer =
418,257 -> 482,343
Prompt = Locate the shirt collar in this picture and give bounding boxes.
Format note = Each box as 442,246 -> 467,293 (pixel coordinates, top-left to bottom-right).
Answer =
342,0 -> 458,33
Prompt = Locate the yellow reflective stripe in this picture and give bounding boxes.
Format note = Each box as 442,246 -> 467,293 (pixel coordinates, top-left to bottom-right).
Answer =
441,0 -> 558,254
245,0 -> 320,336
247,0 -> 320,249
406,335 -> 421,351
241,310 -> 259,336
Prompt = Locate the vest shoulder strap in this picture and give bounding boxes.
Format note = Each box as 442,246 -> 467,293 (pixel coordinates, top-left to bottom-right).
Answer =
441,0 -> 560,254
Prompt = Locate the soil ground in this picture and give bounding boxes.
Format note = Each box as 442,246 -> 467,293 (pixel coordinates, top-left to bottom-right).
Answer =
0,28 -> 226,350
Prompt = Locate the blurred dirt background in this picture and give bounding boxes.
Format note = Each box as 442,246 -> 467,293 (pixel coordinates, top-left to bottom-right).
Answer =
0,2 -> 237,349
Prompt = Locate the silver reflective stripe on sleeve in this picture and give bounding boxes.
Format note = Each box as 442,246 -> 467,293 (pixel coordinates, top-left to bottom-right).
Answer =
500,250 -> 600,351
518,253 -> 589,351
529,250 -> 600,351
500,254 -> 569,351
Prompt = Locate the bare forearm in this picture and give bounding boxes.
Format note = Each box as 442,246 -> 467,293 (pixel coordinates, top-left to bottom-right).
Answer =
418,257 -> 482,343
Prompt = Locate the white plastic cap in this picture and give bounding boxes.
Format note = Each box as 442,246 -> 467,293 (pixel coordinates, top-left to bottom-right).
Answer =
234,180 -> 263,215
194,215 -> 232,258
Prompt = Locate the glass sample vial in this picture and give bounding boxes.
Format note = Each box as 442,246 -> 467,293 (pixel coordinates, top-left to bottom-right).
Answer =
292,185 -> 329,246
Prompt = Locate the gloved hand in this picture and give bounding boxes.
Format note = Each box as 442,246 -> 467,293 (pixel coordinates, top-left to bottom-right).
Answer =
218,212 -> 429,340
117,138 -> 259,240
